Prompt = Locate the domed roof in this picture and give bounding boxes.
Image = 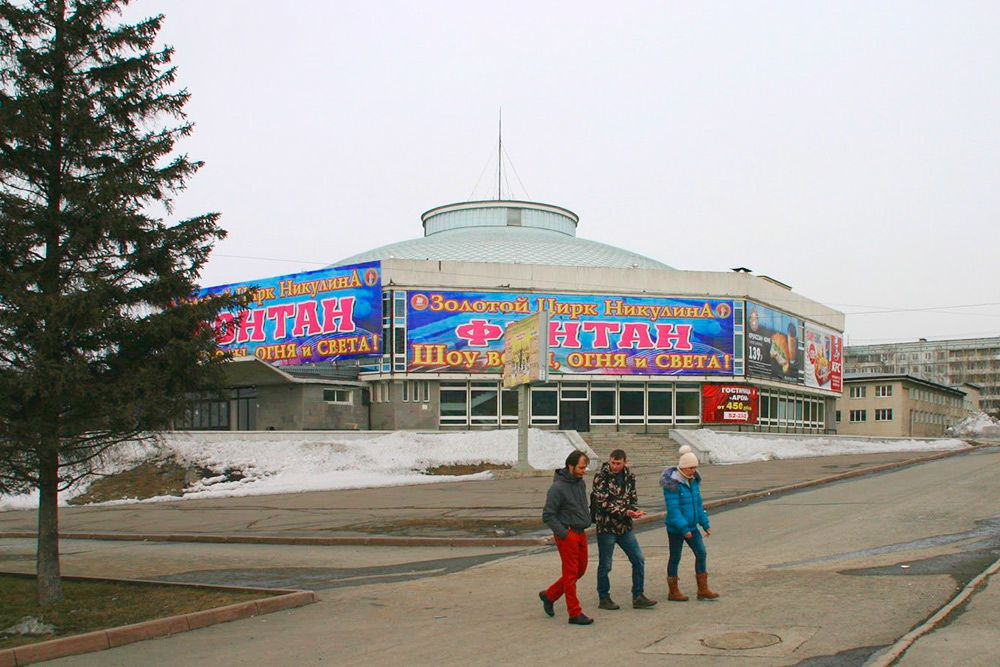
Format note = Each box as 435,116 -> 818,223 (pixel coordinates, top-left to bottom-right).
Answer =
333,200 -> 674,270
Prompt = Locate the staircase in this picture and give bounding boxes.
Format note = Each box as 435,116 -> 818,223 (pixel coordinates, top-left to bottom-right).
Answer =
577,432 -> 682,469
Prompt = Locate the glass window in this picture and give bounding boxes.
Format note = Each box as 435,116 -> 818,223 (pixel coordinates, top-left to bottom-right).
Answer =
440,384 -> 468,423
619,387 -> 645,423
591,386 -> 616,424
470,385 -> 498,423
501,389 -> 519,423
531,388 -> 558,424
648,387 -> 673,423
675,384 -> 700,422
323,388 -> 351,404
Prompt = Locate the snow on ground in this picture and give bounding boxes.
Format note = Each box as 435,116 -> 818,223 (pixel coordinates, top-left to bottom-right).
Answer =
0,426 -> 983,511
0,429 -> 576,511
684,430 -> 968,465
947,411 -> 1000,439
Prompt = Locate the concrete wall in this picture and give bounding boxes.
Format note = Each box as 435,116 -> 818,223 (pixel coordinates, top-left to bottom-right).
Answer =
256,384 -> 369,431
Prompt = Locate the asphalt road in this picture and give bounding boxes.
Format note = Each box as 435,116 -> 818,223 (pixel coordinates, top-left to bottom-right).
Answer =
3,446 -> 997,666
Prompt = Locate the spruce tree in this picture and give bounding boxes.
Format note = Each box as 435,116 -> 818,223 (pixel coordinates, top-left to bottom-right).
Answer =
0,0 -> 237,604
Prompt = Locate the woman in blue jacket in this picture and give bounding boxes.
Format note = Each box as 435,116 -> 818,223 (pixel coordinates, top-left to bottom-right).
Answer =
660,448 -> 719,601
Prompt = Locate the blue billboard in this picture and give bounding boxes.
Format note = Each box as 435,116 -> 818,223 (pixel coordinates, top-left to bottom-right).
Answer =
407,290 -> 736,376
196,262 -> 382,365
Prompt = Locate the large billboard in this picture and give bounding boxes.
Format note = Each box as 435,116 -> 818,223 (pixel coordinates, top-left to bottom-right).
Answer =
406,291 -> 736,376
746,302 -> 804,384
804,324 -> 844,392
197,261 -> 382,366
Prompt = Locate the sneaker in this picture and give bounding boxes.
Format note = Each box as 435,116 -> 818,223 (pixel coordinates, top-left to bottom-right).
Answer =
633,594 -> 658,609
598,597 -> 620,610
568,613 -> 594,625
538,591 -> 554,617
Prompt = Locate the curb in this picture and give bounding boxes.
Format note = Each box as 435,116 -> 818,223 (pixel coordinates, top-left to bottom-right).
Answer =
0,530 -> 551,548
0,447 -> 975,550
0,573 -> 317,666
862,555 -> 1000,667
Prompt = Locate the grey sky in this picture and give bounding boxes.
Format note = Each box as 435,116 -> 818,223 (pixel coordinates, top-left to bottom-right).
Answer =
141,1 -> 999,345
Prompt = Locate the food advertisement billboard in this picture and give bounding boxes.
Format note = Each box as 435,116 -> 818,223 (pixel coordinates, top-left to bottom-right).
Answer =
196,261 -> 382,366
804,324 -> 843,392
406,291 -> 736,376
745,302 -> 804,384
702,384 -> 759,424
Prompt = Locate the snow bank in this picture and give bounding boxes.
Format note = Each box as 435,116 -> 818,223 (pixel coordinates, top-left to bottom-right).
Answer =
683,430 -> 968,465
947,412 -> 1000,439
0,429 -> 577,510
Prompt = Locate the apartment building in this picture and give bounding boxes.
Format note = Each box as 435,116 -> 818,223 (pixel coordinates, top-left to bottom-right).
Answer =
845,337 -> 999,412
835,373 -> 969,438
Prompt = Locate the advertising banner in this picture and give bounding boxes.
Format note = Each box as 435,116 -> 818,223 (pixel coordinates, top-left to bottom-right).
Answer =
406,291 -> 736,376
804,324 -> 843,393
702,384 -> 759,424
196,261 -> 382,366
745,302 -> 804,384
502,310 -> 550,388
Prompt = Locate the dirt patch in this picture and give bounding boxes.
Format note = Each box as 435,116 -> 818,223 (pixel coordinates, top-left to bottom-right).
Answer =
424,463 -> 511,476
67,459 -> 249,505
0,574 -> 269,650
68,460 -> 188,505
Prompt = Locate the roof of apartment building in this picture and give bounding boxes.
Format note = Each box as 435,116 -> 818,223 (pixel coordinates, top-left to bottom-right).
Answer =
843,372 -> 968,396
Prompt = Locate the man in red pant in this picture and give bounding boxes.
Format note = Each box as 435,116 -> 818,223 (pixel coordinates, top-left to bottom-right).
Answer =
539,450 -> 594,625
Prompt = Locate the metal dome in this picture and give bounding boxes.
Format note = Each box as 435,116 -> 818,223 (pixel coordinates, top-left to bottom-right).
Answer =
332,200 -> 674,270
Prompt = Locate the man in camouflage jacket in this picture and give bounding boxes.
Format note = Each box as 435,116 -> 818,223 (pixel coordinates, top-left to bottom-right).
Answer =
591,449 -> 657,610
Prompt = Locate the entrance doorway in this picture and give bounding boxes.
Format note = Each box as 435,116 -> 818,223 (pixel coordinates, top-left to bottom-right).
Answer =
559,401 -> 590,432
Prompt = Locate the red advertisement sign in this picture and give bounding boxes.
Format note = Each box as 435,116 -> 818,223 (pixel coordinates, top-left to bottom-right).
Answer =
702,384 -> 759,424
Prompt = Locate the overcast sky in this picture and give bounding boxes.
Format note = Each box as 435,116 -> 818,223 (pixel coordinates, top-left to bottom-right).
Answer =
136,1 -> 999,345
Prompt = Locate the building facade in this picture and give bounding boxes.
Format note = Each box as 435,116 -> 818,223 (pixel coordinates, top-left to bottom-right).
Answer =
834,373 -> 970,438
845,337 -> 1000,412
195,200 -> 846,433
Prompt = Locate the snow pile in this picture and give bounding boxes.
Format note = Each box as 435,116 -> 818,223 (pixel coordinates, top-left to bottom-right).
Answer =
684,430 -> 968,465
1,617 -> 56,637
947,412 -> 1000,439
0,429 -> 577,510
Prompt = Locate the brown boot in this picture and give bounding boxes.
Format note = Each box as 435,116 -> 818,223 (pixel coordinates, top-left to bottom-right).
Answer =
667,576 -> 688,601
696,572 -> 719,600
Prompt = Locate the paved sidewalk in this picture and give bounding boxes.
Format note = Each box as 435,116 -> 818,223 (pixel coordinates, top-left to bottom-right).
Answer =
0,449 -> 970,545
885,558 -> 1000,667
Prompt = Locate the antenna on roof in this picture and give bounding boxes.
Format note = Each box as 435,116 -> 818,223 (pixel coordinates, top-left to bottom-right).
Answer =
497,108 -> 503,200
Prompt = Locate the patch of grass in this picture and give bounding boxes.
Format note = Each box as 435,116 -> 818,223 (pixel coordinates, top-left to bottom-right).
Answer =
424,462 -> 511,476
68,459 -> 189,505
0,574 -> 270,650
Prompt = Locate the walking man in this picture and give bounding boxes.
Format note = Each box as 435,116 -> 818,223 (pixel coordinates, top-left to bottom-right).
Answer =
539,450 -> 594,625
592,449 -> 658,610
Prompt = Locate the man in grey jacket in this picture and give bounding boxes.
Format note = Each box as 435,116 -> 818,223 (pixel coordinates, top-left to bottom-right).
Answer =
538,449 -> 594,625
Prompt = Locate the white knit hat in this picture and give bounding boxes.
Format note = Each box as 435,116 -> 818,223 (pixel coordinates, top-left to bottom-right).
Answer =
677,445 -> 693,455
678,452 -> 699,468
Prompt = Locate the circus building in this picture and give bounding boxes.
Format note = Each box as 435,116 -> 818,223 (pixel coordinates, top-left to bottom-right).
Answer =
184,200 -> 845,434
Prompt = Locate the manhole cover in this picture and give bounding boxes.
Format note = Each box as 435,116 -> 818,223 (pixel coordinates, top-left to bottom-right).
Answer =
702,631 -> 782,650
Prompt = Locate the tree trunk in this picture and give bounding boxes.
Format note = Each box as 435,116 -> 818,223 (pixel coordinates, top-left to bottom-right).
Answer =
36,439 -> 63,605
